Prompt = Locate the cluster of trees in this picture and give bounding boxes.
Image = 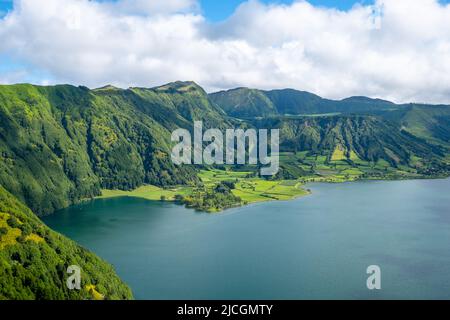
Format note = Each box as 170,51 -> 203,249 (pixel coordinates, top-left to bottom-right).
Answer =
174,181 -> 242,212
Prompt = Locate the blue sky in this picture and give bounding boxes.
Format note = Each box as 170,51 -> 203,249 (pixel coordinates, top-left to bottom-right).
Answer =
200,0 -> 375,21
1,0 -> 450,20
0,0 -> 378,20
1,0 -> 449,19
0,0 -> 11,17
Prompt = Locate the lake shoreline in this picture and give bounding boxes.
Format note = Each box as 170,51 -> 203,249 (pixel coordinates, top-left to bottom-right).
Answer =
45,178 -> 450,299
95,183 -> 312,213
93,172 -> 449,214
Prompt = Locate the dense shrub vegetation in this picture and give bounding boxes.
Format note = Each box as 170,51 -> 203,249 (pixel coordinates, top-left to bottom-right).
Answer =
175,181 -> 242,212
0,186 -> 132,300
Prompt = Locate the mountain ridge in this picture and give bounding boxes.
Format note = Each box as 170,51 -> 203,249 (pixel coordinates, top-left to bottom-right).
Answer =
209,86 -> 450,118
16,81 -> 449,109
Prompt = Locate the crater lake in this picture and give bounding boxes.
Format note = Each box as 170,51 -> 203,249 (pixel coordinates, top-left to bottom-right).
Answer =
43,179 -> 450,300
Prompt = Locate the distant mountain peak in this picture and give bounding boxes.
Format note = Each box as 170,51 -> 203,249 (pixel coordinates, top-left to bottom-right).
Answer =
93,84 -> 122,91
152,81 -> 205,94
341,96 -> 394,104
267,88 -> 322,97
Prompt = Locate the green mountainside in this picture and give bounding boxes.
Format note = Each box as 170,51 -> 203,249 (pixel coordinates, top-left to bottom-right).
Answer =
254,115 -> 444,161
0,81 -> 449,300
0,81 -> 227,300
0,82 -> 231,216
251,115 -> 448,178
210,87 -> 450,175
209,87 -> 397,118
207,87 -> 278,118
1,81 -> 449,214
378,104 -> 450,147
0,185 -> 132,299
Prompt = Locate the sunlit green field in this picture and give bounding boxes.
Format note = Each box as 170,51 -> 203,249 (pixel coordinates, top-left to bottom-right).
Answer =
198,169 -> 309,204
99,168 -> 310,210
280,150 -> 423,181
98,185 -> 190,201
98,149 -> 427,212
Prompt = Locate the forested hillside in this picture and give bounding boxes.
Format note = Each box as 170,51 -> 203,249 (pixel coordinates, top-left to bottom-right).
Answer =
0,186 -> 132,299
0,81 -> 229,300
0,82 -> 229,216
378,104 -> 450,147
209,87 -> 398,118
1,82 -> 449,216
252,115 -> 448,176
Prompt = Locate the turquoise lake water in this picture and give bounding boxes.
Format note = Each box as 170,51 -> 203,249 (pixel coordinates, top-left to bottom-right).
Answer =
43,179 -> 450,299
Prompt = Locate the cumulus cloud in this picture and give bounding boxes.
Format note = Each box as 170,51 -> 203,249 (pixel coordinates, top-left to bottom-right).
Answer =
0,0 -> 450,103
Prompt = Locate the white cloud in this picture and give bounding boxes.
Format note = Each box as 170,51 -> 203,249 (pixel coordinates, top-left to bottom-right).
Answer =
0,0 -> 450,103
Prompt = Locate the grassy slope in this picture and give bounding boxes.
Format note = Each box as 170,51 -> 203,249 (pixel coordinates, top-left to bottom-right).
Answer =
209,87 -> 277,118
98,185 -> 188,201
278,151 -> 427,182
199,169 -> 309,204
0,185 -> 132,300
380,104 -> 450,147
99,169 -> 309,211
252,115 -> 448,178
97,149 -> 431,213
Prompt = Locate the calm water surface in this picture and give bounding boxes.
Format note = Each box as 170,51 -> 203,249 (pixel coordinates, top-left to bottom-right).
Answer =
44,179 -> 450,299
